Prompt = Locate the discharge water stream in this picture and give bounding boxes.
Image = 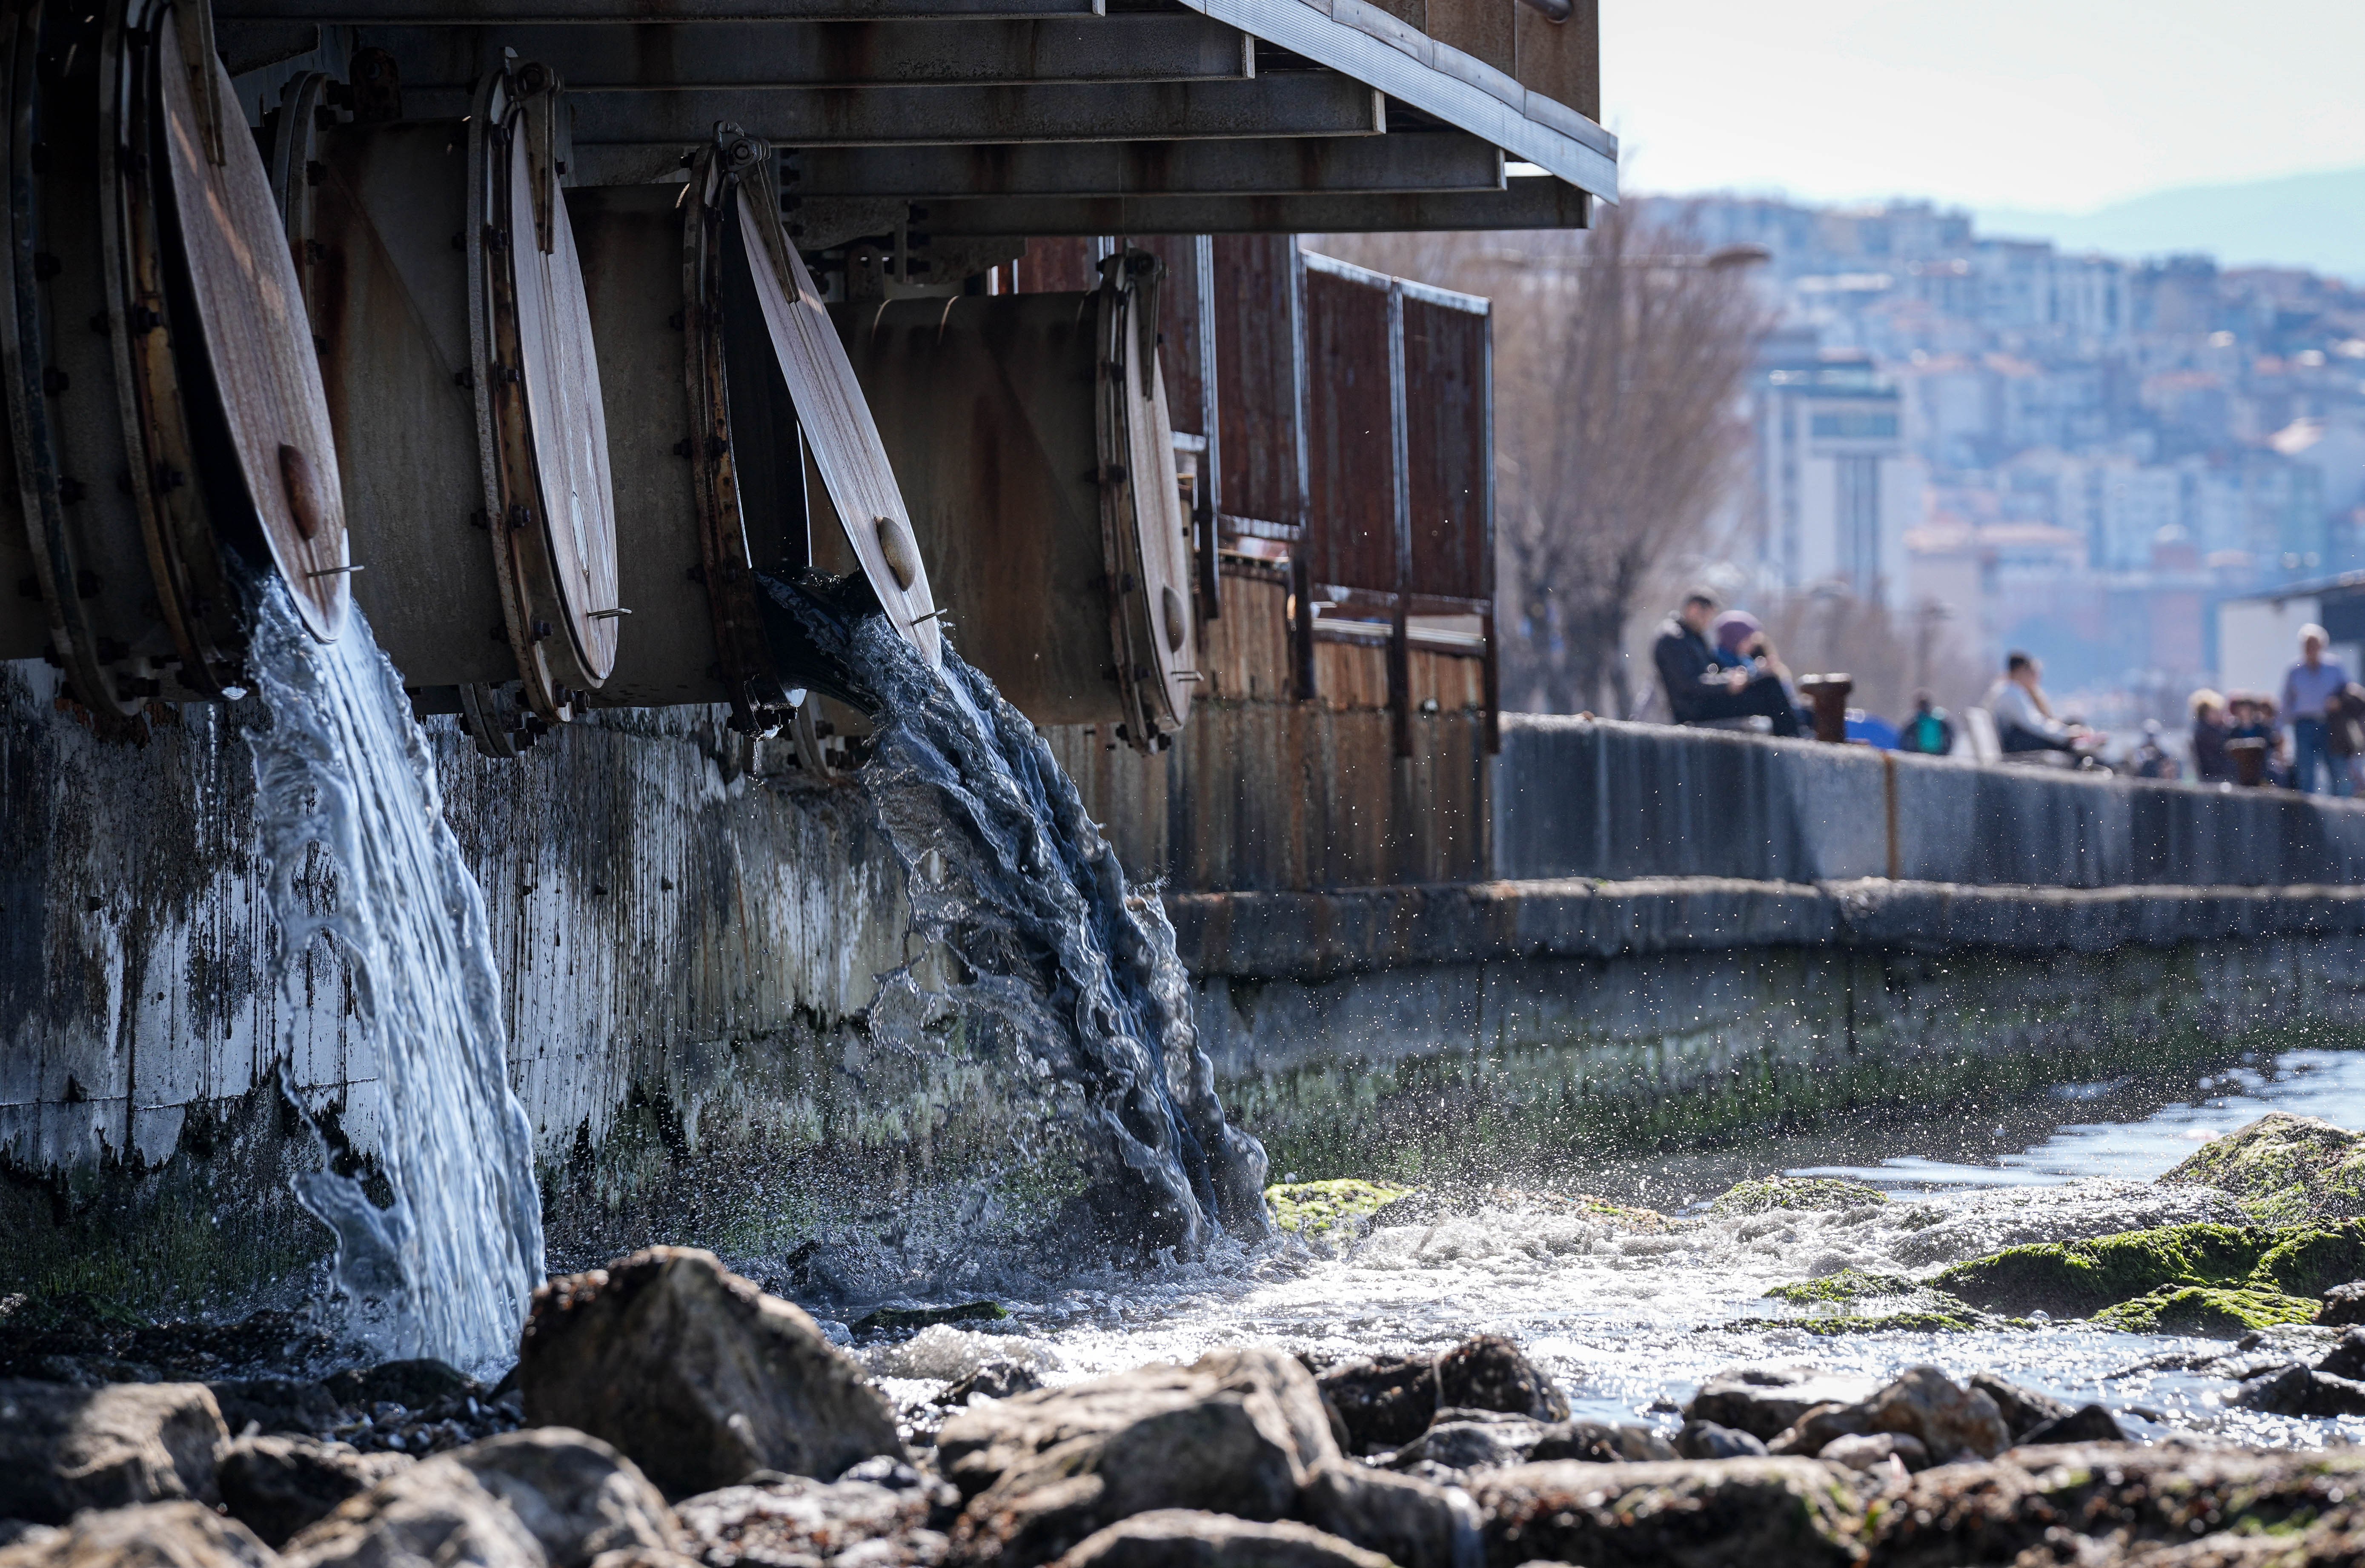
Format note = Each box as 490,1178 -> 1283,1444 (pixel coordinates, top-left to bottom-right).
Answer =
860,1047 -> 2365,1453
242,583 -> 544,1373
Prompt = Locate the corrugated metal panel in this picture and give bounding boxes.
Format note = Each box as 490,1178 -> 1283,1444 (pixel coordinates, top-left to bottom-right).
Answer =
1401,293 -> 1490,602
1210,234 -> 1306,534
1301,261 -> 1397,594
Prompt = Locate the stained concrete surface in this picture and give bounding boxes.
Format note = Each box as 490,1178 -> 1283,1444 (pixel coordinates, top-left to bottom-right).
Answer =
11,668 -> 2365,1317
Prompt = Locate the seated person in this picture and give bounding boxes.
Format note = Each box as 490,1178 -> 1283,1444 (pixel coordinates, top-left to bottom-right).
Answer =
1983,651 -> 2101,755
2128,718 -> 2180,780
1898,690 -> 1954,756
1652,591 -> 1800,736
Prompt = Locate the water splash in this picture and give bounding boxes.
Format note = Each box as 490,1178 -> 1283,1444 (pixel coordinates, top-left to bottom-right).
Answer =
242,583 -> 544,1369
770,579 -> 1269,1260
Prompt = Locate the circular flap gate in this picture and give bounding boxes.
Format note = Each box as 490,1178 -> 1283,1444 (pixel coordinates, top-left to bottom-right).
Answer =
295,59 -> 618,750
829,250 -> 1196,744
573,127 -> 940,735
1,0 -> 348,715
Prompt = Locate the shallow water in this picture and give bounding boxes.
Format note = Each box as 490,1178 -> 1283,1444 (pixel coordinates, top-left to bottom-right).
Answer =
866,1048 -> 2365,1451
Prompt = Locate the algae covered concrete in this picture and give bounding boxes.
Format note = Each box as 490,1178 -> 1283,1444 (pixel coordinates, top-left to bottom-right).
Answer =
1195,934 -> 2365,1184
0,663 -> 1088,1315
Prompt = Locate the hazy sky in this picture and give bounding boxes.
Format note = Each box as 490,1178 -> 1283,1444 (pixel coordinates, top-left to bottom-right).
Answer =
1601,0 -> 2365,213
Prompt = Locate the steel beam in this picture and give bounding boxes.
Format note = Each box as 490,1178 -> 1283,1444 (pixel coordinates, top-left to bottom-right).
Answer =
413,72 -> 1386,149
762,129 -> 1500,198
343,14 -> 1252,89
220,0 -> 1103,21
895,174 -> 1586,235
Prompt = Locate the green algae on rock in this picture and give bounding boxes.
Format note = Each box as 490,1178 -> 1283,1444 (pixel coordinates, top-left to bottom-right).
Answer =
1763,1269 -> 1921,1305
1936,1219 -> 2365,1326
1264,1179 -> 1416,1238
2090,1284 -> 2320,1335
2158,1112 -> 2365,1223
1712,1177 -> 1890,1217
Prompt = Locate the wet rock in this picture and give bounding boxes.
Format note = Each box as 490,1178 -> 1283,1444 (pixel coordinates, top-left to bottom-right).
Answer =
1314,1354 -> 1436,1453
1860,1365 -> 2010,1463
2320,1280 -> 2365,1325
2316,1325 -> 2365,1380
1434,1336 -> 1566,1423
1765,1402 -> 1872,1459
1818,1431 -> 1927,1472
1934,1219 -> 2365,1325
1530,1421 -> 1676,1465
1966,1373 -> 2073,1440
939,1362 -> 1043,1407
1877,1179 -> 2249,1270
1674,1421 -> 1767,1460
283,1428 -> 679,1568
1048,1510 -> 1392,1568
0,1502 -> 276,1568
1392,1417 -> 1549,1473
1710,1177 -> 1888,1217
2094,1283 -> 2319,1335
939,1346 -> 1336,1566
0,1379 -> 229,1523
519,1247 -> 903,1497
1861,1441 -> 2365,1564
217,1433 -> 415,1546
281,1460 -> 543,1568
2231,1364 -> 2365,1417
324,1359 -> 480,1411
1266,1181 -> 1416,1248
674,1465 -> 952,1566
856,1302 -> 1010,1336
1681,1367 -> 1875,1442
2157,1111 -> 2365,1222
1295,1459 -> 1478,1568
1470,1458 -> 1867,1568
2015,1403 -> 2126,1446
209,1376 -> 347,1437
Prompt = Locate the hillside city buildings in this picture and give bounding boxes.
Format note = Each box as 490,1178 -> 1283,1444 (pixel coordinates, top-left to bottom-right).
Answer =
1663,195 -> 2365,717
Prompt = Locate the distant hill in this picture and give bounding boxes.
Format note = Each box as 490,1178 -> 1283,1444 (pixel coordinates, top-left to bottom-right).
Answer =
1977,166 -> 2365,280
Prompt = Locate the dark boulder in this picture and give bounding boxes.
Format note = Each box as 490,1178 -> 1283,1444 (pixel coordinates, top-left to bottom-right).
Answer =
518,1247 -> 903,1497
1471,1458 -> 1867,1568
2320,1280 -> 2365,1326
2233,1364 -> 2365,1417
1674,1421 -> 1769,1460
2015,1404 -> 2127,1447
1966,1372 -> 2073,1440
1314,1355 -> 1437,1454
1680,1367 -> 1873,1442
1435,1336 -> 1567,1423
0,1380 -> 229,1525
2318,1325 -> 2365,1379
1048,1510 -> 1393,1568
217,1434 -> 415,1546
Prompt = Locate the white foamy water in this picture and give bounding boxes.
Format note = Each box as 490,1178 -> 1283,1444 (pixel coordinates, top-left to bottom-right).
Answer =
243,584 -> 544,1370
904,1050 -> 2365,1451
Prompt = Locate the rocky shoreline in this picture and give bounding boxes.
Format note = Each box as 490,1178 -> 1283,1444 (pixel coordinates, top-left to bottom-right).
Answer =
14,1113 -> 2365,1566
8,1241 -> 2365,1568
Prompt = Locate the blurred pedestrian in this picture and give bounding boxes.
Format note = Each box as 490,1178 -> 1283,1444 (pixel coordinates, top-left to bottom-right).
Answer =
2128,719 -> 2179,780
1984,651 -> 2101,756
2284,624 -> 2352,794
2189,688 -> 2233,783
1898,691 -> 1955,756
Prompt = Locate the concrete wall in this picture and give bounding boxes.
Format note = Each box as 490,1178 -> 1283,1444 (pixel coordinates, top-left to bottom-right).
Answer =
1496,715 -> 2365,888
0,663 -> 1079,1315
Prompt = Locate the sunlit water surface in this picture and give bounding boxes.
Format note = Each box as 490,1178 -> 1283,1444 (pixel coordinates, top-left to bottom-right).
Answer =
865,1048 -> 2365,1452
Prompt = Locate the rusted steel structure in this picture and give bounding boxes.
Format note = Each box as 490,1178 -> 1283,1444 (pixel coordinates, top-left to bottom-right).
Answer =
1,0 -> 1590,780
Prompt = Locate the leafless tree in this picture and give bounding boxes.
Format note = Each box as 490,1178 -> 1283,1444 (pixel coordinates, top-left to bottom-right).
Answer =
1317,207 -> 1771,714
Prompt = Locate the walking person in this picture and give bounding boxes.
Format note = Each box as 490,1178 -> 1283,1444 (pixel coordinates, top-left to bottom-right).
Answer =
2280,624 -> 2350,795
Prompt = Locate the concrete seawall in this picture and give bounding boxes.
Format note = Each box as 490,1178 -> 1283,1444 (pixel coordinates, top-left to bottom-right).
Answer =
1496,715 -> 2365,889
13,670 -> 2365,1316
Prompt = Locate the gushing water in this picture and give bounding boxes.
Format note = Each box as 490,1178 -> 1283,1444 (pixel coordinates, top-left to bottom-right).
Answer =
242,583 -> 544,1370
775,581 -> 1269,1260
